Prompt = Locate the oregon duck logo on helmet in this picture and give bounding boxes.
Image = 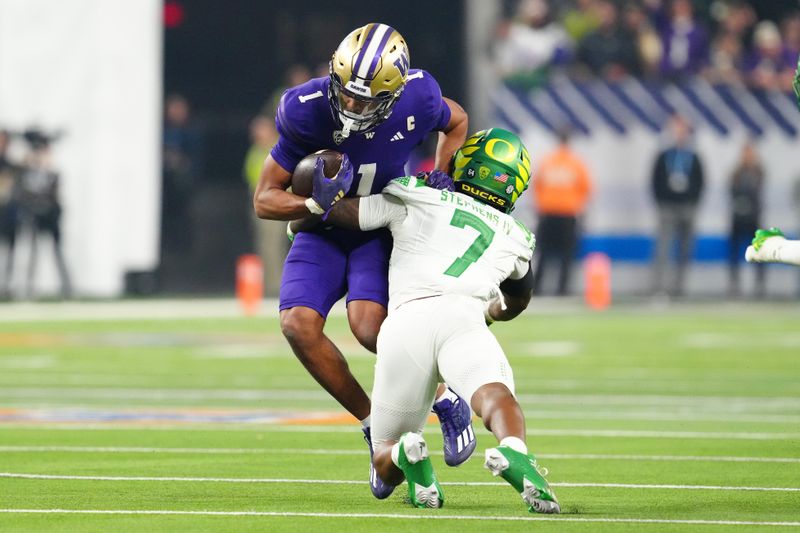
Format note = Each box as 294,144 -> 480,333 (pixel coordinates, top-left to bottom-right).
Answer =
328,23 -> 410,139
452,128 -> 531,213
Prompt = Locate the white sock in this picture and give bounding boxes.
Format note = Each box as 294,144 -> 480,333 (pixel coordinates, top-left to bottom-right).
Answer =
360,415 -> 371,429
390,441 -> 401,467
499,436 -> 528,455
435,386 -> 458,403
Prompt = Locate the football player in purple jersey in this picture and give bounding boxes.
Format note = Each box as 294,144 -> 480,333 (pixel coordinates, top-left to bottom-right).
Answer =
253,23 -> 473,499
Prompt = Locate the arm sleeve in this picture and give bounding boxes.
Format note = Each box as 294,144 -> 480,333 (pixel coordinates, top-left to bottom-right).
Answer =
500,262 -> 533,296
510,254 -> 532,280
358,193 -> 407,231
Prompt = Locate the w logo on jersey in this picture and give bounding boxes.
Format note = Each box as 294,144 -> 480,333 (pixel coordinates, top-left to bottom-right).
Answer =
365,132 -> 375,140
393,51 -> 409,78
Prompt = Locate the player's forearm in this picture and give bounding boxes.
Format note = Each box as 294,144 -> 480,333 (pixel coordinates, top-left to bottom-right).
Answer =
254,187 -> 318,221
486,267 -> 534,323
486,292 -> 530,323
324,198 -> 362,230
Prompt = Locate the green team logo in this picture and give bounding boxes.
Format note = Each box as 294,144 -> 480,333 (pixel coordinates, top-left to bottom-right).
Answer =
479,166 -> 490,180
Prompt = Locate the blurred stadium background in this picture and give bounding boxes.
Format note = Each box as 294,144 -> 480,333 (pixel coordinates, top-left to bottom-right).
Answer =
0,0 -> 798,299
0,1 -> 799,529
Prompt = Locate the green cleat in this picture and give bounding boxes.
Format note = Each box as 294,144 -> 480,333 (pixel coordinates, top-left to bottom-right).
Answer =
396,432 -> 444,509
485,446 -> 560,514
751,228 -> 784,251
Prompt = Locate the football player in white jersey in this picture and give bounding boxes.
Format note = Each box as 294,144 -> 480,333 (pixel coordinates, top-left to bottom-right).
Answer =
294,128 -> 560,513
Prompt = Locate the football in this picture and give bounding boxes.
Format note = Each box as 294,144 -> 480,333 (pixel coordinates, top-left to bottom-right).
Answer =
290,149 -> 344,197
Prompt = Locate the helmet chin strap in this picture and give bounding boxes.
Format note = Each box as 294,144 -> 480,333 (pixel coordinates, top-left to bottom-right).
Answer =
340,117 -> 355,139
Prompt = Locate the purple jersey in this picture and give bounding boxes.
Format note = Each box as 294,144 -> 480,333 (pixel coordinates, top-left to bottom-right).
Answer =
273,70 -> 452,317
271,69 -> 451,196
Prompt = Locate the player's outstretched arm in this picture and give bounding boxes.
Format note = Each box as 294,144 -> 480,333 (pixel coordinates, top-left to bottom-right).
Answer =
254,155 -> 317,221
323,198 -> 361,230
434,98 -> 468,172
486,265 -> 534,324
286,198 -> 362,240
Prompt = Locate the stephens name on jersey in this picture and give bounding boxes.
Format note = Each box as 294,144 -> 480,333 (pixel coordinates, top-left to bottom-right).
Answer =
271,69 -> 451,198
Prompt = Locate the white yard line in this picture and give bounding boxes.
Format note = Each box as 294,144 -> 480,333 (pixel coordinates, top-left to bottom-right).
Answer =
2,446 -> 798,464
261,426 -> 800,440
3,424 -> 799,440
0,509 -> 798,527
1,473 -> 798,492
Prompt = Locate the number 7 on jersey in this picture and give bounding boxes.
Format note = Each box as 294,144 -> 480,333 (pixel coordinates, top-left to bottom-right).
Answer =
443,209 -> 495,277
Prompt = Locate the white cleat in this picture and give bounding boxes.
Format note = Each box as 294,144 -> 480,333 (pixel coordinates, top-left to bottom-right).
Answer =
522,477 -> 561,514
484,448 -> 510,476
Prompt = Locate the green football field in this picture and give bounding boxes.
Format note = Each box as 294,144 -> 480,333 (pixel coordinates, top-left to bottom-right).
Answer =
0,300 -> 798,532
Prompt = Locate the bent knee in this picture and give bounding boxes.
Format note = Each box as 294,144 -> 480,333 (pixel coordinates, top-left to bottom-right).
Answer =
347,303 -> 386,353
280,308 -> 323,343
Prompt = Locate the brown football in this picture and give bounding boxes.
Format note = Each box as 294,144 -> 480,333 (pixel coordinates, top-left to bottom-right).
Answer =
290,149 -> 343,197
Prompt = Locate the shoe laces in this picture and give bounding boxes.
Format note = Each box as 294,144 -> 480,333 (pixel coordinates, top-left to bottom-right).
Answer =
434,399 -> 464,440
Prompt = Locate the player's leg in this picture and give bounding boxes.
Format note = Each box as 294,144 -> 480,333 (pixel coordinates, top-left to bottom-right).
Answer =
436,296 -> 559,514
370,300 -> 443,508
346,300 -> 385,354
280,307 -> 370,420
746,228 -> 800,266
279,232 -> 370,420
346,230 -> 475,466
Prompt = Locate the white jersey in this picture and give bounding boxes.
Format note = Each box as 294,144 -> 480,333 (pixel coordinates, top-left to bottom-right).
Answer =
359,176 -> 535,310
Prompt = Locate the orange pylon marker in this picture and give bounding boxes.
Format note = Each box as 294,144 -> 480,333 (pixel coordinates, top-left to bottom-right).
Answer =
236,254 -> 263,316
584,252 -> 611,310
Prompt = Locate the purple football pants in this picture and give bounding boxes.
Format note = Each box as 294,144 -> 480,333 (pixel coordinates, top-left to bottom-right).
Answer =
279,228 -> 391,318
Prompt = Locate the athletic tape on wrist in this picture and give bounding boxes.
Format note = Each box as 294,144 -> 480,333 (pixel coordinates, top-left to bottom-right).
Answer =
305,197 -> 325,215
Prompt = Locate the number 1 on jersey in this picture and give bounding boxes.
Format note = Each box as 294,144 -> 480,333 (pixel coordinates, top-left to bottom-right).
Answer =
356,163 -> 377,196
443,209 -> 495,277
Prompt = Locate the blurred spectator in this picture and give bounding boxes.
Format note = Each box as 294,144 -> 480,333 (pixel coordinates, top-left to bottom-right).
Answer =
655,0 -> 709,78
727,140 -> 764,297
262,64 -> 312,116
493,0 -> 571,87
0,130 -> 18,298
16,132 -> 71,299
744,20 -> 796,91
783,13 -> 800,63
716,0 -> 756,46
577,0 -> 642,79
651,114 -> 704,298
531,129 -> 593,296
243,115 -> 285,297
162,93 -> 202,256
708,30 -> 745,84
622,1 -> 662,75
562,0 -> 601,43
